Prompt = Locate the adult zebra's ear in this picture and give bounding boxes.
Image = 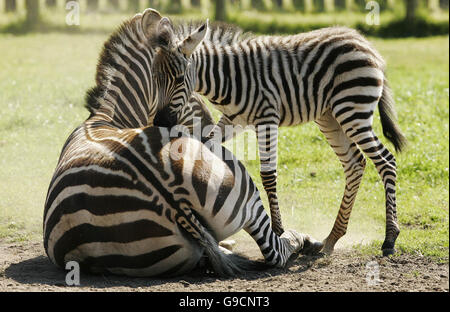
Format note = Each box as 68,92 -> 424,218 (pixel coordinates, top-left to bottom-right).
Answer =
155,17 -> 175,48
179,19 -> 209,57
142,8 -> 163,38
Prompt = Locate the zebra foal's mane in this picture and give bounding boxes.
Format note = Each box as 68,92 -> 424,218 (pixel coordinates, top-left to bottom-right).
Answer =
176,21 -> 384,68
175,20 -> 253,46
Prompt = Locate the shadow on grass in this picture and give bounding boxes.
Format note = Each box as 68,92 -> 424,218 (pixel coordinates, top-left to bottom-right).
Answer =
3,252 -> 325,289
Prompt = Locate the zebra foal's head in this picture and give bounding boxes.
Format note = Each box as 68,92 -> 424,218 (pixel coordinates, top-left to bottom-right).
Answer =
141,9 -> 209,127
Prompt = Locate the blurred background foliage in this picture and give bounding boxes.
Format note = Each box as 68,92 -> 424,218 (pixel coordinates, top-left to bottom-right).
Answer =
0,0 -> 448,37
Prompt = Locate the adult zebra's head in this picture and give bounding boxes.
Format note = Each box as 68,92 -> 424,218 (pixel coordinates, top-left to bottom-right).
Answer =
141,9 -> 209,127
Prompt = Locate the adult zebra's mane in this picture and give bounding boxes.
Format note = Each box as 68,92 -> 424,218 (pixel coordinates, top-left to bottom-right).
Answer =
84,14 -> 155,128
83,15 -> 254,128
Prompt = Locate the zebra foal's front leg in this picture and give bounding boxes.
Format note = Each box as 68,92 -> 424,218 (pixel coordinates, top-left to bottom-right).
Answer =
208,117 -> 286,237
256,123 -> 284,236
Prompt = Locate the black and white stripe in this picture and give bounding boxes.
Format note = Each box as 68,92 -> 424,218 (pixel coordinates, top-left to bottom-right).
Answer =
176,24 -> 407,255
43,9 -> 319,277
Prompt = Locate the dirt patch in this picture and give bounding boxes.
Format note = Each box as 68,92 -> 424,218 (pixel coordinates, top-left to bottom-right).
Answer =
0,241 -> 448,292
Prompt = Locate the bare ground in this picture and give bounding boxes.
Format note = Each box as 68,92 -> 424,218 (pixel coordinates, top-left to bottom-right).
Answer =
0,241 -> 448,292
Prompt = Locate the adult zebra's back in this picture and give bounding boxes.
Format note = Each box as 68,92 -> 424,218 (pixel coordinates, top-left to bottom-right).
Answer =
43,9 -> 319,277
178,24 -> 407,256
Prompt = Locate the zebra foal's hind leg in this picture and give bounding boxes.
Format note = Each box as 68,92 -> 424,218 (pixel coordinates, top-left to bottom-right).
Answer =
332,105 -> 400,256
315,110 -> 366,255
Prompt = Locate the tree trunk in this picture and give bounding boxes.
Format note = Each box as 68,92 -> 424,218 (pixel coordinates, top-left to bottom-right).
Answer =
281,0 -> 295,10
293,0 -> 305,11
405,0 -> 418,22
304,0 -> 314,12
182,0 -> 191,10
46,0 -> 57,8
345,0 -> 355,10
148,0 -> 162,10
87,0 -> 99,10
109,0 -> 119,10
313,0 -> 325,11
5,0 -> 17,12
167,0 -> 183,13
87,0 -> 98,11
428,0 -> 439,11
274,0 -> 283,8
387,0 -> 396,10
25,0 -> 40,26
334,0 -> 346,10
215,0 -> 227,21
324,0 -> 334,11
251,0 -> 265,10
128,0 -> 140,11
440,0 -> 449,9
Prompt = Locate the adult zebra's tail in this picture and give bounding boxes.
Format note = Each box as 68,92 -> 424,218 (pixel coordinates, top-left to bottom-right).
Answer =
378,79 -> 408,152
177,207 -> 266,277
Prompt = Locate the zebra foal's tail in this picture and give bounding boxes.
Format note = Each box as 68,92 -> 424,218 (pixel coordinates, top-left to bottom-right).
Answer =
378,79 -> 408,153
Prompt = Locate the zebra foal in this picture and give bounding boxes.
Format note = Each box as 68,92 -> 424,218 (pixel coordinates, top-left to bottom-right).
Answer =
173,23 -> 407,256
43,9 -> 319,277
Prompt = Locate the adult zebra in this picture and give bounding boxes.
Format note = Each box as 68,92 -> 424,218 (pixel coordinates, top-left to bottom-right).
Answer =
174,23 -> 407,256
43,9 -> 320,277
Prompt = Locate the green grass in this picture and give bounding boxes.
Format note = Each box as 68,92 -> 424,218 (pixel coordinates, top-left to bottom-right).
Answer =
0,27 -> 448,261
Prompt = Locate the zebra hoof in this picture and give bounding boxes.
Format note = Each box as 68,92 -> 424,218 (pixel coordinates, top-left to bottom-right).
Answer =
302,237 -> 324,255
281,230 -> 305,254
381,240 -> 396,257
382,248 -> 396,257
320,239 -> 336,255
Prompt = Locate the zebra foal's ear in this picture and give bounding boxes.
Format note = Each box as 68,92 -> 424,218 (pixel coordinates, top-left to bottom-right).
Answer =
142,8 -> 162,38
179,19 -> 209,57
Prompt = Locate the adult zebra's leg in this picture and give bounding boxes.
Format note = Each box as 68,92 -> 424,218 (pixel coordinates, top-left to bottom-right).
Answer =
333,107 -> 400,256
244,199 -> 320,267
256,123 -> 284,236
315,111 -> 366,255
